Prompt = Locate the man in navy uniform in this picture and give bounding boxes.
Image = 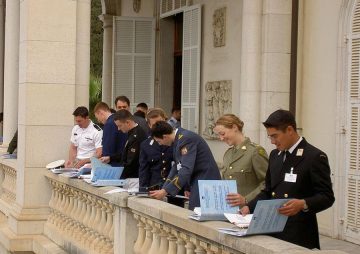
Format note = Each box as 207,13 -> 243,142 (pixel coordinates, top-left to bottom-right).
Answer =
100,110 -> 147,178
149,121 -> 221,210
65,106 -> 103,168
139,108 -> 173,190
114,95 -> 150,135
94,102 -> 127,166
241,109 -> 335,249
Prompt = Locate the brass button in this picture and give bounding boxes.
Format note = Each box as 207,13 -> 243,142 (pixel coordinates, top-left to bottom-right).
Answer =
229,175 -> 232,179
161,153 -> 164,155
229,166 -> 233,169
240,169 -> 244,173
272,192 -> 275,197
284,194 -> 288,198
163,160 -> 166,164
163,167 -> 166,170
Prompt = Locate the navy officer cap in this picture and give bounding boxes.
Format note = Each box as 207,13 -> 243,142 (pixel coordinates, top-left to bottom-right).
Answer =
263,109 -> 296,128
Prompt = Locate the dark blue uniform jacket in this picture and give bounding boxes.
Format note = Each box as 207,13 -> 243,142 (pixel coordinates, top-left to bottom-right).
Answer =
162,128 -> 221,210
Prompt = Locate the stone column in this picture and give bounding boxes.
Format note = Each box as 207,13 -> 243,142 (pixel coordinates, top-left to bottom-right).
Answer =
8,0 -> 81,237
75,0 -> 91,107
2,0 -> 19,144
0,0 -> 5,137
259,0 -> 292,150
239,0 -> 263,143
99,14 -> 113,106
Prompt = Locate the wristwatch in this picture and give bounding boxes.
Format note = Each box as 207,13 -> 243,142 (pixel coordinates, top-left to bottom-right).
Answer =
303,200 -> 309,212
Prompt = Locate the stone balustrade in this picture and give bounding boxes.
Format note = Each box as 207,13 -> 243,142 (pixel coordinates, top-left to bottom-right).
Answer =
44,172 -> 347,254
0,158 -> 17,217
45,172 -> 114,254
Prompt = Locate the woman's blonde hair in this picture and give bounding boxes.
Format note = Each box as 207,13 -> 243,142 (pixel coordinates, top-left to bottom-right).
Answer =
215,114 -> 244,132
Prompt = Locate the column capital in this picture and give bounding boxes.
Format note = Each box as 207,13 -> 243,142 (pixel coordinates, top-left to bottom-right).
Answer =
98,14 -> 113,28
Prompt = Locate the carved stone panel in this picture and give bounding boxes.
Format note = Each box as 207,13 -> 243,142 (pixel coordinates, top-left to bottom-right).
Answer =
203,80 -> 232,139
133,0 -> 141,13
213,7 -> 226,47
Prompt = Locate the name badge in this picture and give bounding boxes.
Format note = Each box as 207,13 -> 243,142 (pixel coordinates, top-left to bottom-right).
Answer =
284,173 -> 297,183
284,167 -> 297,183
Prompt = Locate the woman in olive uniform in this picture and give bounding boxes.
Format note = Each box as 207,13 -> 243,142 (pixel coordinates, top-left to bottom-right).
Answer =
213,114 -> 268,207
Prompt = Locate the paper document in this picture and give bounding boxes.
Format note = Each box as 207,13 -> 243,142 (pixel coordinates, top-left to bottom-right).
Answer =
218,199 -> 289,236
224,213 -> 253,228
90,157 -> 124,182
189,180 -> 238,221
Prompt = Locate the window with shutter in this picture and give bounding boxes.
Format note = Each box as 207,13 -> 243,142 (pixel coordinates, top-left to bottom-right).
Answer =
160,0 -> 189,18
345,0 -> 360,243
181,5 -> 201,133
112,17 -> 155,110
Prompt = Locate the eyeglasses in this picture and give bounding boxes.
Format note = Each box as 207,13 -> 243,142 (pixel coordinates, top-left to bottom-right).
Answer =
267,132 -> 281,141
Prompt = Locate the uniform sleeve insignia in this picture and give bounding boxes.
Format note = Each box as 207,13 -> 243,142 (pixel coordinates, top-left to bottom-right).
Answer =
258,148 -> 265,156
181,146 -> 188,155
241,146 -> 247,150
131,148 -> 136,153
178,134 -> 183,139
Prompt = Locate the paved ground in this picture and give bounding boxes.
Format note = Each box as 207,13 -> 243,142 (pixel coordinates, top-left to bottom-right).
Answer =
321,235 -> 360,253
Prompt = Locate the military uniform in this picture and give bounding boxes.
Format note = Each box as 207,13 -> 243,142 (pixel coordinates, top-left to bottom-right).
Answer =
222,137 -> 268,202
167,117 -> 180,129
102,114 -> 127,166
163,128 -> 221,210
111,125 -> 147,179
70,121 -> 103,159
248,138 -> 335,249
139,137 -> 173,189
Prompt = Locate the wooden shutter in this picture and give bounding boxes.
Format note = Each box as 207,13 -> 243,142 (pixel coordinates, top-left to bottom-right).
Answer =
181,5 -> 201,133
113,17 -> 155,110
345,0 -> 360,243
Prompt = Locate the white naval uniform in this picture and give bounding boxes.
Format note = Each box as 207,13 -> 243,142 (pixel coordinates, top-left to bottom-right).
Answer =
70,121 -> 103,159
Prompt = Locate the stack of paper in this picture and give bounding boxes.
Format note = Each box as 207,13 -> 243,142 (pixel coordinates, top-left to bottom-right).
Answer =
218,199 -> 289,237
189,180 -> 238,221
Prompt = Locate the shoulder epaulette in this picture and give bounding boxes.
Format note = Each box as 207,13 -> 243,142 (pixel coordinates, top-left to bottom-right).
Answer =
93,124 -> 102,131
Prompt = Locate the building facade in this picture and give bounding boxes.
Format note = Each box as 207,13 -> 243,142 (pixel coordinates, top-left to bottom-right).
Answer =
0,0 -> 358,252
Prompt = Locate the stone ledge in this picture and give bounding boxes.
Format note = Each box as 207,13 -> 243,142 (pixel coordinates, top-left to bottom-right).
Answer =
32,235 -> 68,254
126,196 -> 347,254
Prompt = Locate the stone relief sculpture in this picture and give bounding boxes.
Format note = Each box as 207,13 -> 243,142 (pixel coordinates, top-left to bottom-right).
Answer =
133,0 -> 141,13
203,80 -> 232,139
213,7 -> 226,47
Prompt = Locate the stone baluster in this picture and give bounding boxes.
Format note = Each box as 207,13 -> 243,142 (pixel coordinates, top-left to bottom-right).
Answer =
182,234 -> 195,254
76,193 -> 88,242
205,244 -> 219,254
148,221 -> 161,254
133,214 -> 145,254
140,218 -> 153,254
51,182 -> 61,225
47,180 -> 57,223
91,199 -> 106,252
54,184 -> 66,227
107,204 -> 115,253
64,190 -> 76,233
166,228 -> 177,254
159,225 -> 169,254
85,196 -> 99,248
192,239 -> 206,254
71,190 -> 83,239
175,231 -> 186,254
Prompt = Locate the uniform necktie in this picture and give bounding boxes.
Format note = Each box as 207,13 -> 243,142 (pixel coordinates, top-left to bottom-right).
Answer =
283,151 -> 291,162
